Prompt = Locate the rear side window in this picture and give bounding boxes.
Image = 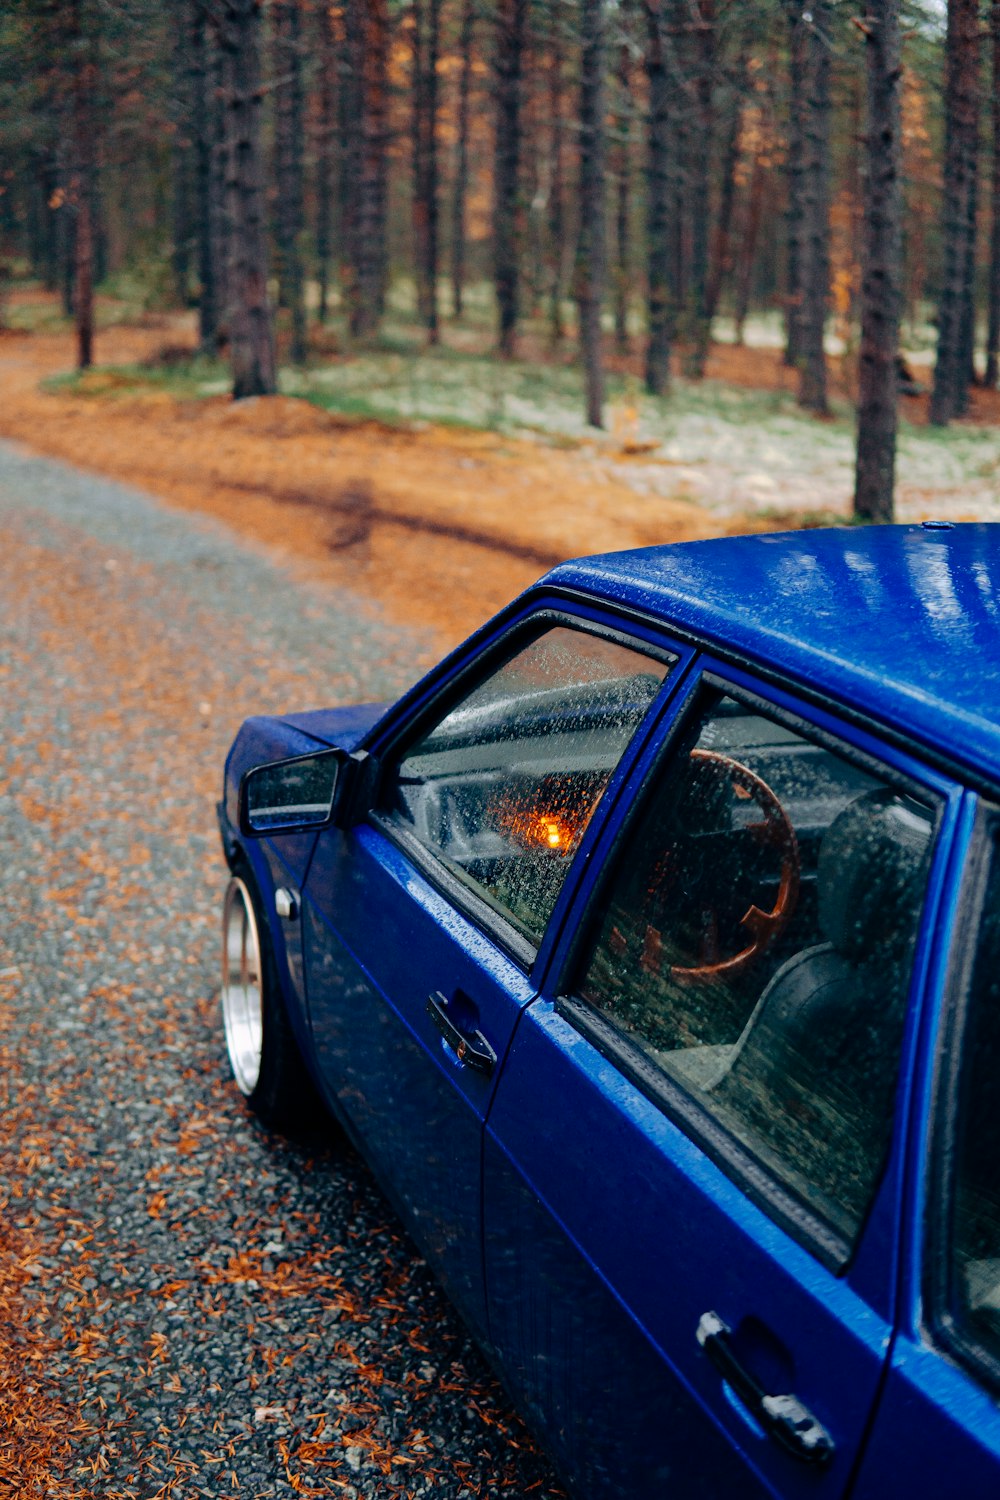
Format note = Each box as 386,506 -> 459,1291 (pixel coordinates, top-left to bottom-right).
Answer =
574,688 -> 936,1256
947,840 -> 1000,1376
386,624 -> 672,947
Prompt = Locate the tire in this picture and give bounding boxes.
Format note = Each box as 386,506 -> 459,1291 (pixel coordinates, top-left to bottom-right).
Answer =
221,865 -> 321,1131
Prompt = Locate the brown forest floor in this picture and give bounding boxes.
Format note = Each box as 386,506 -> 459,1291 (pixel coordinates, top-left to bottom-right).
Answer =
3,290 -> 1000,652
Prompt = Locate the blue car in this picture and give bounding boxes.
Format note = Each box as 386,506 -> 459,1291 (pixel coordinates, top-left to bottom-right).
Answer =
217,524 -> 1000,1499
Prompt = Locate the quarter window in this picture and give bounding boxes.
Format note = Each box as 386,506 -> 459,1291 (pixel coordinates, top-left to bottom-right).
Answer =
576,689 -> 936,1252
387,624 -> 672,946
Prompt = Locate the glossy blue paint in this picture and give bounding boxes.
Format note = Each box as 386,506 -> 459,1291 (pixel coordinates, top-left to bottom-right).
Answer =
544,526 -> 1000,782
218,526 -> 1000,1500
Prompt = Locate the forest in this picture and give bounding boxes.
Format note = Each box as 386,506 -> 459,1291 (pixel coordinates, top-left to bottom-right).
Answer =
0,0 -> 998,527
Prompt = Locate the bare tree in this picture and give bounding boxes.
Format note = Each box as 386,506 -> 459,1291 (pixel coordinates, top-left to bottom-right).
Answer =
218,0 -> 276,397
577,0 -> 607,427
854,0 -> 903,523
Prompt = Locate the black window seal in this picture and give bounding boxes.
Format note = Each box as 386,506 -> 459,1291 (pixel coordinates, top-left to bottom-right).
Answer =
542,584 -> 1000,803
369,609 -> 680,974
555,669 -> 946,1275
924,800 -> 1000,1394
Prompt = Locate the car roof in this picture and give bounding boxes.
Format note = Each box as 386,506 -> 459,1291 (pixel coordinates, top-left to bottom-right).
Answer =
543,523 -> 1000,788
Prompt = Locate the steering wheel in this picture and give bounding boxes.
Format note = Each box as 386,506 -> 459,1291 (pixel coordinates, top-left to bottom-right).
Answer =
669,748 -> 800,982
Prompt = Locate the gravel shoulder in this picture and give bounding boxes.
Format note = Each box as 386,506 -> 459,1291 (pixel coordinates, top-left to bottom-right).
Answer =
0,442 -> 564,1499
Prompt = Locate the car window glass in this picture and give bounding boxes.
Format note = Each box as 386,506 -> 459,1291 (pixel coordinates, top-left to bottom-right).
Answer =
387,625 -> 672,946
950,843 -> 1000,1369
576,690 -> 935,1250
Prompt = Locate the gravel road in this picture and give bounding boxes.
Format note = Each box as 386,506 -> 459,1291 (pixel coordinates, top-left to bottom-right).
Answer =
0,442 -> 563,1499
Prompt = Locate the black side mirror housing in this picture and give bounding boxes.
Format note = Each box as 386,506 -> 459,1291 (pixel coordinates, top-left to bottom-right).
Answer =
238,748 -> 377,838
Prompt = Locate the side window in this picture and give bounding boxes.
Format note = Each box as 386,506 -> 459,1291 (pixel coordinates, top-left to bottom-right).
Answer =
948,839 -> 1000,1375
386,624 -> 672,947
575,688 -> 936,1253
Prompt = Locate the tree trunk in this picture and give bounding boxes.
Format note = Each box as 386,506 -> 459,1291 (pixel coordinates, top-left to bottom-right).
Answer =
733,149 -> 766,343
547,6 -> 569,344
612,22 -> 634,353
315,0 -> 336,325
273,0 -> 307,364
796,1 -> 832,415
218,0 -> 276,398
340,0 -> 387,340
784,3 -> 807,366
171,1 -> 195,307
987,0 -> 1000,388
69,0 -> 95,370
412,0 -> 441,342
854,0 -> 902,524
643,0 -> 673,395
703,72 -> 743,330
931,0 -> 980,425
494,0 -> 528,357
577,0 -> 606,428
685,0 -> 715,377
451,0 -> 475,319
192,2 -> 219,351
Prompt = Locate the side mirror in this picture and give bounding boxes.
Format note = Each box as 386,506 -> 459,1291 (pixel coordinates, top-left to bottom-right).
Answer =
238,747 -> 376,837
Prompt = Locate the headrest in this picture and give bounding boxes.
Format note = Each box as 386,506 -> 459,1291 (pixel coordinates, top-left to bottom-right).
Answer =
818,789 -> 932,962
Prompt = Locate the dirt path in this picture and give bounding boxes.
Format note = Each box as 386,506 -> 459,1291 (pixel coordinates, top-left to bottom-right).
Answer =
0,440 -> 563,1499
0,317 -> 726,652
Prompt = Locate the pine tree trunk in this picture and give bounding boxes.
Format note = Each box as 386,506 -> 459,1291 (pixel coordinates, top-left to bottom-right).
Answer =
494,0 -> 528,357
704,59 -> 744,329
685,0 -> 714,377
191,1 -> 218,351
211,36 -> 231,341
218,0 -> 276,398
344,0 -> 388,340
577,0 -> 606,428
612,27 -> 633,353
547,10 -> 569,345
784,3 -> 807,366
987,0 -> 1000,388
643,0 -> 673,395
171,1 -> 195,306
854,0 -> 902,524
797,2 -> 831,415
69,0 -> 95,369
411,0 -> 440,341
733,151 -> 766,343
451,0 -> 474,319
273,0 -> 307,364
315,0 -> 336,325
931,0 -> 980,425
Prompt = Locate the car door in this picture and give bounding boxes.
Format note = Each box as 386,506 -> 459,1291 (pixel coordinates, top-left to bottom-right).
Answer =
301,611 -> 679,1339
850,800 -> 1000,1499
484,664 -> 962,1498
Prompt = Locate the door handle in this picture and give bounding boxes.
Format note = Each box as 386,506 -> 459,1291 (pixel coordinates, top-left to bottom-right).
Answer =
427,992 -> 496,1077
696,1311 -> 834,1467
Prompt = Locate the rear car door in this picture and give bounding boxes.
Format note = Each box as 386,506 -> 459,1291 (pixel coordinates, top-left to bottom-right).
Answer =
851,801 -> 1000,1498
301,611 -> 679,1338
484,664 -> 961,1497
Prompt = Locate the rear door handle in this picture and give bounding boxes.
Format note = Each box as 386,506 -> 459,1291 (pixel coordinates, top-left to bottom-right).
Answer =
696,1311 -> 834,1467
427,991 -> 496,1076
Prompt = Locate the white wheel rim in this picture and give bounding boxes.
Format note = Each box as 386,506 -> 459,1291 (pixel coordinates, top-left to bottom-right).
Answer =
221,877 -> 263,1095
